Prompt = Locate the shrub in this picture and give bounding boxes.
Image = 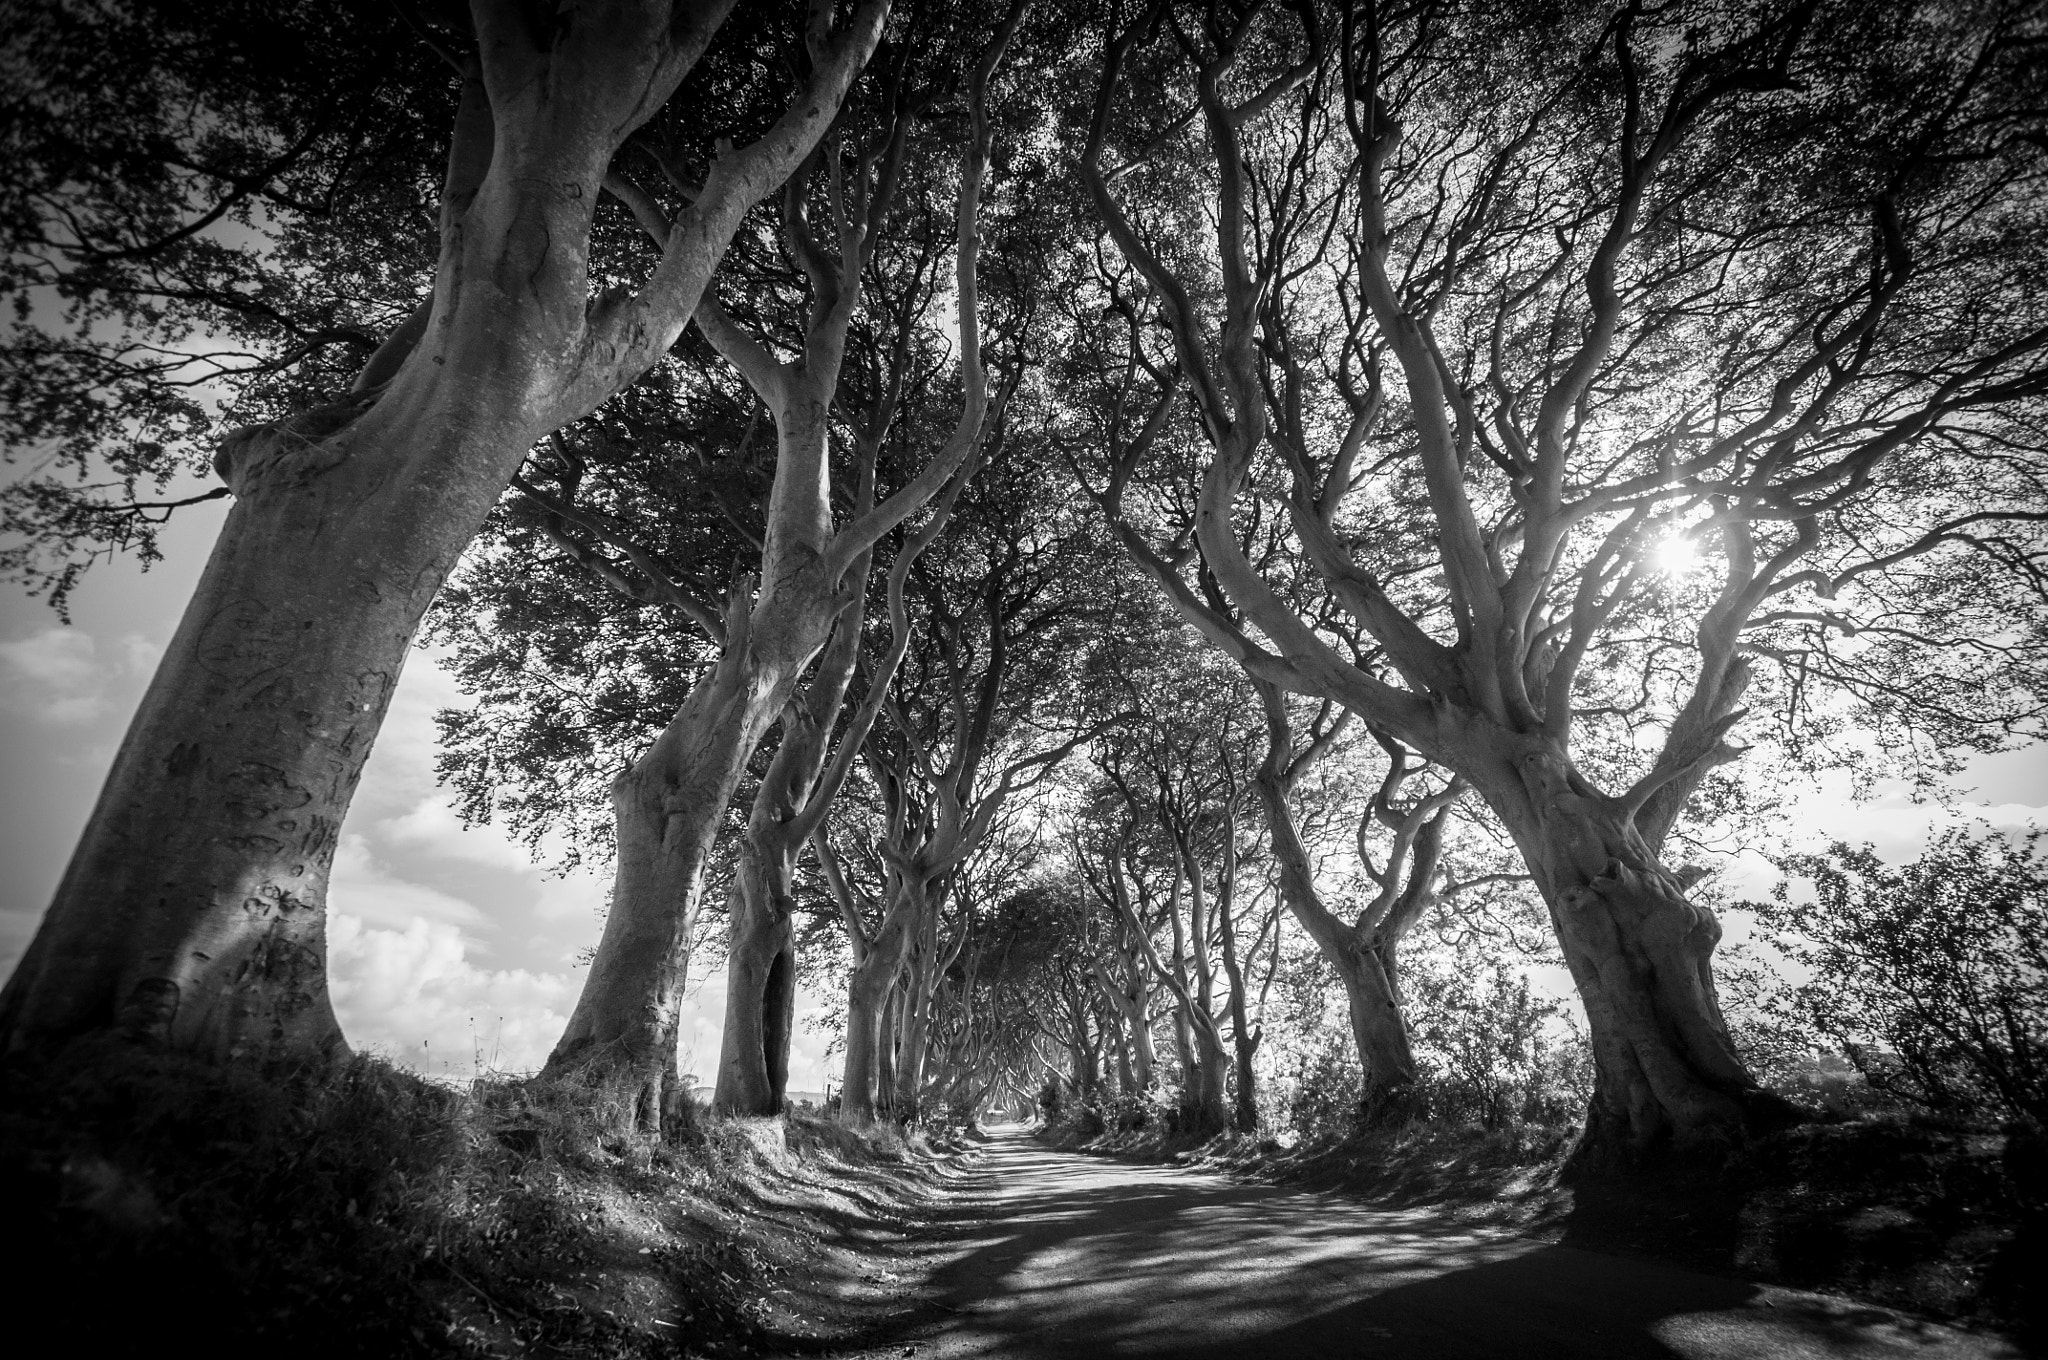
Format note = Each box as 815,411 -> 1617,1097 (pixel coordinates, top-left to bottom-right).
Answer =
1407,960 -> 1592,1130
1749,823 -> 2048,1125
1278,1032 -> 1363,1143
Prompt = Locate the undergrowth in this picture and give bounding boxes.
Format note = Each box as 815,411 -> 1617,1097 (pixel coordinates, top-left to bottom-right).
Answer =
0,1038 -> 948,1358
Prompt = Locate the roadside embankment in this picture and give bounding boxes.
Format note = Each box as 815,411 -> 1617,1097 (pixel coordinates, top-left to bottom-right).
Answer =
0,1041 -> 979,1357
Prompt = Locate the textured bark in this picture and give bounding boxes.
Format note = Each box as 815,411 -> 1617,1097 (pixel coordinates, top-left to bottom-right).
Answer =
712,838 -> 797,1115
1129,1005 -> 1156,1092
1095,952 -> 1155,1095
544,514 -> 844,1126
1475,742 -> 1793,1167
0,0 -> 889,1068
1229,1025 -> 1259,1132
1186,1013 -> 1230,1134
891,934 -> 934,1115
839,901 -> 916,1124
0,403 -> 462,1062
712,625 -> 861,1116
1178,849 -> 1235,1136
1328,939 -> 1417,1110
1107,1015 -> 1136,1093
876,982 -> 902,1114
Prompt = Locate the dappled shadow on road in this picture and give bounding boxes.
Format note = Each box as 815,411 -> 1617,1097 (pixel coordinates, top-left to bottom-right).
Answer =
863,1137 -> 2016,1360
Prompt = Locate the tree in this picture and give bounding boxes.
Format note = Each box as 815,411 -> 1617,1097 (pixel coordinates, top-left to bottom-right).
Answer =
1251,677 -> 1459,1115
0,0 -> 889,1067
1751,824 -> 2048,1125
818,423 -> 1113,1123
1074,632 -> 1285,1134
1077,0 -> 2048,1166
539,7 -> 1026,1130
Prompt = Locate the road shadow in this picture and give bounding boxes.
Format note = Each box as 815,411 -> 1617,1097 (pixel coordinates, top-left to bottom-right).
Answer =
845,1140 -> 2019,1360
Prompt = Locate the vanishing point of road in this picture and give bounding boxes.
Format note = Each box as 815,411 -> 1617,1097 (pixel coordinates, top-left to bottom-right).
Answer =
831,1127 -> 2022,1360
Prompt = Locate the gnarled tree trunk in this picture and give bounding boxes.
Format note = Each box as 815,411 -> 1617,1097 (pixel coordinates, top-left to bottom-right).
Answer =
891,936 -> 934,1116
1477,743 -> 1792,1168
713,836 -> 798,1115
839,901 -> 916,1124
544,539 -> 842,1126
1327,939 -> 1417,1111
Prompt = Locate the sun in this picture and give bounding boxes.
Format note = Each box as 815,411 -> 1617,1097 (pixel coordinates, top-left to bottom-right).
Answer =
1652,534 -> 1700,575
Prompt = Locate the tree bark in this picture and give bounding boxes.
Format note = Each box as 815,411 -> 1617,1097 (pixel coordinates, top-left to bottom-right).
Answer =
544,502 -> 844,1127
712,836 -> 798,1115
1327,938 -> 1417,1111
892,929 -> 937,1117
712,612 -> 866,1117
1477,743 -> 1793,1168
0,401 -> 472,1061
839,901 -> 915,1124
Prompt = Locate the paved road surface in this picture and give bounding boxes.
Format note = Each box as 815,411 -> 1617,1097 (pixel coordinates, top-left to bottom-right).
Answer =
862,1128 -> 2021,1360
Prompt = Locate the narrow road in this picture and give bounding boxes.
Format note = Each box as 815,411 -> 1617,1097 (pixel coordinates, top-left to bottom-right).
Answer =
850,1128 -> 2020,1360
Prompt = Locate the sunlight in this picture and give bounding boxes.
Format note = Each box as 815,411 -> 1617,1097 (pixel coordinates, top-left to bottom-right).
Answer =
1652,533 -> 1700,576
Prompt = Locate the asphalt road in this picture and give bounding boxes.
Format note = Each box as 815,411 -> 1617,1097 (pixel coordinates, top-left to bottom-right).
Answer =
871,1128 -> 2022,1360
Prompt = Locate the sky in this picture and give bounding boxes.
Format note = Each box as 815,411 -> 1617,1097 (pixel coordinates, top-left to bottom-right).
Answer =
0,501 -> 2042,1084
0,502 -> 839,1092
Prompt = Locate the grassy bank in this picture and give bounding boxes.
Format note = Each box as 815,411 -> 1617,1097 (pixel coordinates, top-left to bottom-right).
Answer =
0,1041 -> 974,1358
1039,1108 -> 2043,1346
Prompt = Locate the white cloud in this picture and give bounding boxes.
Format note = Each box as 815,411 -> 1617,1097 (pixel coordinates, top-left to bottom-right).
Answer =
1784,798 -> 2045,862
328,833 -> 486,933
532,869 -> 608,922
118,634 -> 164,674
377,797 -> 535,870
0,627 -> 169,727
0,628 -> 110,724
329,912 -> 573,1077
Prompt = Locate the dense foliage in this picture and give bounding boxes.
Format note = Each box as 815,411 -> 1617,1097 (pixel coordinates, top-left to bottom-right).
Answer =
1748,825 -> 2048,1125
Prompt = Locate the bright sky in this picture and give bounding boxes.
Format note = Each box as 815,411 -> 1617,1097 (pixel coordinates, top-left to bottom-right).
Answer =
0,504 -> 2040,1082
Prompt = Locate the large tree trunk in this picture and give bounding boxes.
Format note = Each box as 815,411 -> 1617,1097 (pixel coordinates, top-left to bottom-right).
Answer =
1072,1037 -> 1101,1099
544,562 -> 837,1129
1482,746 -> 1792,1169
1328,939 -> 1418,1113
1129,991 -> 1156,1092
891,944 -> 933,1117
839,904 -> 915,1125
1229,1025 -> 1259,1133
1169,1006 -> 1194,1104
840,971 -> 890,1126
1107,1011 -> 1135,1094
712,836 -> 797,1116
1188,1014 -> 1230,1135
876,984 -> 901,1116
0,389 -> 532,1062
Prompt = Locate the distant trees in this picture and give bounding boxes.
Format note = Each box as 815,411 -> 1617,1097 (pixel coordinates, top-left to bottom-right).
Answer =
539,2 -> 1024,1131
